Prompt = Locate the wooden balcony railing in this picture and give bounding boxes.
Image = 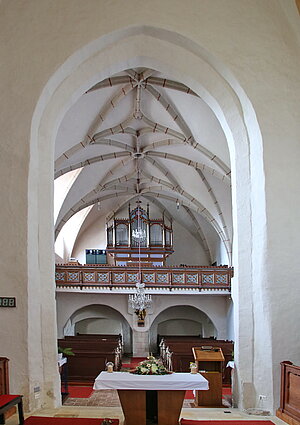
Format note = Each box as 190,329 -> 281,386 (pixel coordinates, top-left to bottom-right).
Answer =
55,264 -> 233,291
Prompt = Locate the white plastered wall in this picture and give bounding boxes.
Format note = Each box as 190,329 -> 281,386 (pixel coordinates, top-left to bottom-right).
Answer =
72,211 -> 209,266
60,302 -> 132,353
148,305 -> 220,353
75,318 -> 121,335
56,292 -> 228,355
0,0 -> 299,413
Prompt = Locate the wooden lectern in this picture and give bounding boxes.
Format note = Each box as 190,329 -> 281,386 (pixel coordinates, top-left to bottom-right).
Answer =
192,346 -> 224,407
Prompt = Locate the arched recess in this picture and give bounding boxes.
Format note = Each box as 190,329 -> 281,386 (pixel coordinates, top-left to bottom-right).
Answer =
62,304 -> 132,353
29,26 -> 268,410
149,305 -> 217,354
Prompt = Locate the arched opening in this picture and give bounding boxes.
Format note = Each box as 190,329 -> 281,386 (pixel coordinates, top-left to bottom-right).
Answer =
149,305 -> 217,354
29,25 -> 268,411
157,319 -> 204,337
62,304 -> 132,353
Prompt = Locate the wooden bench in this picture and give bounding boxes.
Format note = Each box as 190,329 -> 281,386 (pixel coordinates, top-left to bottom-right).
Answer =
277,361 -> 300,425
0,395 -> 24,425
0,357 -> 17,422
58,335 -> 123,382
66,334 -> 122,342
159,336 -> 233,385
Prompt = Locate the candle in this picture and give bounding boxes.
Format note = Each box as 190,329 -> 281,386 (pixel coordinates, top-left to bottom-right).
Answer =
106,362 -> 114,373
190,363 -> 198,374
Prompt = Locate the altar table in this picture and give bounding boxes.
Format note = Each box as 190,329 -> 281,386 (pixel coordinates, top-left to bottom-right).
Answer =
93,372 -> 208,425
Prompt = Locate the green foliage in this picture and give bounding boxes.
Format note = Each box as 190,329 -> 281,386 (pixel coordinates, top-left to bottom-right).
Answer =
58,346 -> 75,356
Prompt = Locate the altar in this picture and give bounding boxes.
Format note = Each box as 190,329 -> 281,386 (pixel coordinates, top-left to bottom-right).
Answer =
93,372 -> 208,425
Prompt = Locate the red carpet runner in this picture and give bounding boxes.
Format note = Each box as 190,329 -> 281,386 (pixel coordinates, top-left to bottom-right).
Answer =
68,386 -> 94,398
180,421 -> 274,425
66,360 -> 232,401
25,417 -> 274,425
121,357 -> 146,368
185,387 -> 231,400
25,417 -> 119,425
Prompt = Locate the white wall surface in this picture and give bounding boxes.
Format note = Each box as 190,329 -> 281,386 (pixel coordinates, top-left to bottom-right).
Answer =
71,202 -> 210,266
0,0 -> 299,413
72,212 -> 108,263
149,304 -> 219,352
75,318 -> 121,335
157,319 -> 203,336
56,292 -> 229,357
226,298 -> 235,342
166,221 -> 209,266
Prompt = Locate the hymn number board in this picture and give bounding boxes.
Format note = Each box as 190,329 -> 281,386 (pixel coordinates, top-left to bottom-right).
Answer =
0,297 -> 16,307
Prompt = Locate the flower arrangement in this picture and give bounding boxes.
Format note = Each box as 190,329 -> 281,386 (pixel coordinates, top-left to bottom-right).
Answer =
131,355 -> 170,375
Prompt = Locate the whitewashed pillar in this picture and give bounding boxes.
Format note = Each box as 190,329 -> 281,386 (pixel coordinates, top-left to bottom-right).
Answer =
132,330 -> 149,357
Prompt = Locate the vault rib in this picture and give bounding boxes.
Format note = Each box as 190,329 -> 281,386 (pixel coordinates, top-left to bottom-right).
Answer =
145,151 -> 231,184
55,80 -> 137,170
55,190 -> 136,240
86,76 -> 135,93
144,76 -> 198,96
55,151 -> 131,179
196,169 -> 231,253
140,189 -> 232,264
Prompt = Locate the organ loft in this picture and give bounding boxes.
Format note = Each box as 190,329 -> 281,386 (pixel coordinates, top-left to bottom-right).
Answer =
106,201 -> 174,267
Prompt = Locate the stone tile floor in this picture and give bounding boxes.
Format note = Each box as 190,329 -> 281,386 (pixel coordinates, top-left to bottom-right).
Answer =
63,388 -> 232,408
63,389 -> 121,407
2,358 -> 287,425
3,367 -> 286,425
5,405 -> 287,425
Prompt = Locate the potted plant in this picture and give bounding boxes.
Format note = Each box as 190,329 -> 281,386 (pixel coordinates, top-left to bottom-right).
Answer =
58,347 -> 75,357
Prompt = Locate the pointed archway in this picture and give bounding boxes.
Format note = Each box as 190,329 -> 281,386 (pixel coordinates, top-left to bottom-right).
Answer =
29,26 -> 267,411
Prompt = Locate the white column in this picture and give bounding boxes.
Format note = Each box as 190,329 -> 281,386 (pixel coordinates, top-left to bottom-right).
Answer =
132,330 -> 149,357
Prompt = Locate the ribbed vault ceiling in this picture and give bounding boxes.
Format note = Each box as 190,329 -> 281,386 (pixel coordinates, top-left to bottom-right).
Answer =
54,68 -> 232,264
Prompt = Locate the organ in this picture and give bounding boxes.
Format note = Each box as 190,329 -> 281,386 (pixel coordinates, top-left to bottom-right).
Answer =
106,201 -> 173,266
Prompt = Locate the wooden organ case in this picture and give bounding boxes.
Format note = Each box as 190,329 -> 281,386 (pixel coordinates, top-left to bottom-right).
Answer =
106,202 -> 173,266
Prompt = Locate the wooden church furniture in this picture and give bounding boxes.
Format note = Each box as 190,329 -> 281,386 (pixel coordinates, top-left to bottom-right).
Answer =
93,371 -> 208,425
58,335 -> 122,382
180,421 -> 275,425
0,395 -> 24,425
106,203 -> 174,267
58,355 -> 69,403
67,334 -> 122,343
159,337 -> 233,385
0,357 -> 17,421
55,264 -> 233,291
0,358 -> 9,395
276,361 -> 300,425
24,417 -> 119,424
192,347 -> 225,407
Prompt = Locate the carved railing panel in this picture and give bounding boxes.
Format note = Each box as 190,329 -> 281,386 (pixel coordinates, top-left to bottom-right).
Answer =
56,265 -> 233,291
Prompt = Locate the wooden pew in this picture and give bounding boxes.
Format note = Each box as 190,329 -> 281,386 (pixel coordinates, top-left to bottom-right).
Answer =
0,357 -> 17,421
58,335 -> 122,382
0,358 -> 9,395
67,333 -> 122,341
277,361 -> 300,425
159,336 -> 233,385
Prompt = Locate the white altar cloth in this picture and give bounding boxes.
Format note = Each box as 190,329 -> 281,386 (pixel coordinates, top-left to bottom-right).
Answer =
93,371 -> 209,391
